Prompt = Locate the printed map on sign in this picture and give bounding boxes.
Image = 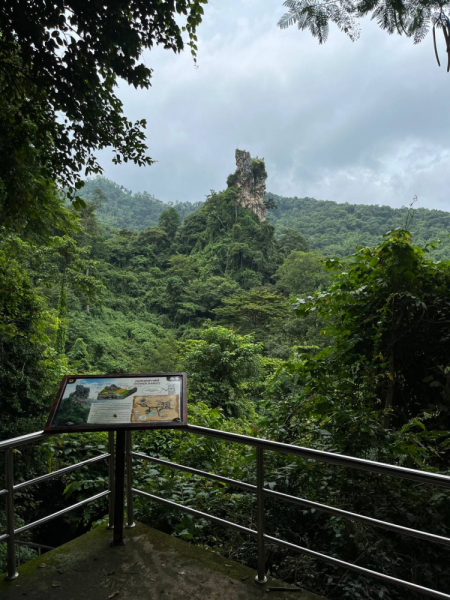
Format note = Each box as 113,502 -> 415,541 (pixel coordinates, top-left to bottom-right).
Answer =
131,395 -> 180,422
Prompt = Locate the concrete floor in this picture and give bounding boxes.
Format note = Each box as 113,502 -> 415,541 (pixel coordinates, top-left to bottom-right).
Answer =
1,523 -> 324,600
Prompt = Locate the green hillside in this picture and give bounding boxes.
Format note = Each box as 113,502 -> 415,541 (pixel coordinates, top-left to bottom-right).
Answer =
3,1 -> 449,594
4,173 -> 449,599
268,193 -> 450,259
81,178 -> 450,259
80,177 -> 203,231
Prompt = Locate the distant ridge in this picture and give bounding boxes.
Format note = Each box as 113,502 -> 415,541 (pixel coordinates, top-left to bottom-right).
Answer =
79,177 -> 450,260
266,193 -> 450,259
79,177 -> 203,231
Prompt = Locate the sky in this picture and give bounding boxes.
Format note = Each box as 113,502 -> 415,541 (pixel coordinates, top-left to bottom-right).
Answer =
98,0 -> 450,211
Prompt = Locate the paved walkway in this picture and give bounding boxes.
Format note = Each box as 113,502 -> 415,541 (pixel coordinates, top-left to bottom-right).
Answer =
1,522 -> 324,600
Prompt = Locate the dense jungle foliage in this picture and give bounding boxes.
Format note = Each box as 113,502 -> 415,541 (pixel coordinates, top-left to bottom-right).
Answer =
81,178 -> 450,259
1,1 -> 448,596
1,174 -> 449,600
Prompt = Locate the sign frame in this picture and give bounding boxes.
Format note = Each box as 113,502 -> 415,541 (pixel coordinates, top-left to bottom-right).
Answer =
44,372 -> 187,433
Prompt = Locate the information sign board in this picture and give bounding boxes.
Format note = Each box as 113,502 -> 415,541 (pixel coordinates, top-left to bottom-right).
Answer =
45,373 -> 187,433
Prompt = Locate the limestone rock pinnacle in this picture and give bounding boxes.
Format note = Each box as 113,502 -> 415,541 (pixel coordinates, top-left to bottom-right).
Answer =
230,149 -> 267,221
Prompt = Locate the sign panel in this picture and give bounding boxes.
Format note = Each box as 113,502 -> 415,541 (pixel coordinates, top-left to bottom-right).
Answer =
45,373 -> 187,433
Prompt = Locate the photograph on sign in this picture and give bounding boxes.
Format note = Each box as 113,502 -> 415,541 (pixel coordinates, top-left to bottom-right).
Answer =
45,373 -> 187,432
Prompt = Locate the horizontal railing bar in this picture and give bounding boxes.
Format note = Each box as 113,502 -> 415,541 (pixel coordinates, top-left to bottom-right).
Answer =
133,482 -> 450,599
264,534 -> 450,600
184,425 -> 450,488
132,451 -> 450,546
132,487 -> 257,537
0,488 -> 7,497
16,540 -> 54,550
14,490 -> 110,535
14,453 -> 110,492
264,489 -> 450,546
0,533 -> 8,542
0,431 -> 50,451
4,427 -> 450,488
132,452 -> 256,493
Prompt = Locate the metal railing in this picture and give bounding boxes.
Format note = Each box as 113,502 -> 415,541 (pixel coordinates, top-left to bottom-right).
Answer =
0,431 -> 113,580
129,425 -> 450,600
1,425 -> 450,599
15,540 -> 54,565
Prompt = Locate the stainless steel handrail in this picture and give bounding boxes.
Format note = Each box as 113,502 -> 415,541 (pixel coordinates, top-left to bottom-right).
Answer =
14,453 -> 110,491
132,487 -> 258,537
15,540 -> 54,565
2,425 -> 450,597
264,535 -> 450,600
3,426 -> 450,487
14,490 -> 111,535
130,427 -> 450,599
131,451 -> 257,492
184,424 -> 450,488
264,488 -> 450,546
15,540 -> 53,551
1,431 -> 114,580
0,431 -> 49,451
132,450 -> 450,546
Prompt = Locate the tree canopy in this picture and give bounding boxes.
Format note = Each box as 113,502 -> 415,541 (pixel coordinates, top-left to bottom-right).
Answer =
1,173 -> 450,596
0,0 -> 206,232
278,0 -> 450,71
296,228 -> 450,430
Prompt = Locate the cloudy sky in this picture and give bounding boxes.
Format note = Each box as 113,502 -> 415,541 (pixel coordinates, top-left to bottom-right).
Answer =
98,0 -> 450,210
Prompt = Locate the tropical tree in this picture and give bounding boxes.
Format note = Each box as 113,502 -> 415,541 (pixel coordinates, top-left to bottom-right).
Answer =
0,62 -> 73,239
278,0 -> 450,71
276,228 -> 309,257
180,327 -> 263,417
0,234 -> 64,437
275,250 -> 330,296
159,208 -> 181,239
213,287 -> 290,334
37,235 -> 104,354
296,229 -> 450,430
0,0 -> 207,227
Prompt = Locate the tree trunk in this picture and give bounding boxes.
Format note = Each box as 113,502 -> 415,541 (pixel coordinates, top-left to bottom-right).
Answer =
383,350 -> 395,428
55,271 -> 68,354
85,266 -> 90,313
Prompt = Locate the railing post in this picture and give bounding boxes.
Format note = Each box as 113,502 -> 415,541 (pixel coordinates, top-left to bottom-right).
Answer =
108,431 -> 115,529
111,429 -> 126,546
255,446 -> 267,584
5,448 -> 18,580
125,430 -> 135,528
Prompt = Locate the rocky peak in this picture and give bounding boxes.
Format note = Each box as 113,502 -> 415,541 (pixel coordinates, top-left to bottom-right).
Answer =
228,149 -> 267,221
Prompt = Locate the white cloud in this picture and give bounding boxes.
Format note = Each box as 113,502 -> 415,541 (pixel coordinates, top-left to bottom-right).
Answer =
97,1 -> 450,210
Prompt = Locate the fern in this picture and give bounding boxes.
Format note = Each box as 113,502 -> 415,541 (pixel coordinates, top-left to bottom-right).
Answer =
278,11 -> 300,28
356,0 -> 381,16
277,0 -> 449,70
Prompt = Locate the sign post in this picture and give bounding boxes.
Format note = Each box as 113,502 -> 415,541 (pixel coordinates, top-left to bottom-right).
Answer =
44,373 -> 187,544
112,429 -> 126,546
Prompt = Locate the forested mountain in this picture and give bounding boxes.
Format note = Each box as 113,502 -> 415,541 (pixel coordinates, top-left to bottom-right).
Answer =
2,166 -> 450,599
80,178 -> 203,231
268,193 -> 450,259
82,178 -> 450,260
2,0 -> 449,594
